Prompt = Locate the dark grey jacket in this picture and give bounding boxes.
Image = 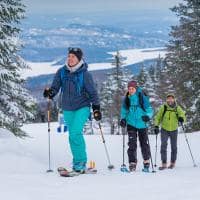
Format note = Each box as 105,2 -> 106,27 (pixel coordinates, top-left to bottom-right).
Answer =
50,62 -> 99,111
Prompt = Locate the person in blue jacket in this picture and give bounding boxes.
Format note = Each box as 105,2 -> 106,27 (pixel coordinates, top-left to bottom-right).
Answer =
43,47 -> 101,173
120,81 -> 153,172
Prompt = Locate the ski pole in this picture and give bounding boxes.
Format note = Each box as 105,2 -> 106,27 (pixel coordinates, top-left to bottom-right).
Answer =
46,98 -> 53,172
146,133 -> 156,173
98,122 -> 114,170
145,123 -> 156,173
181,123 -> 197,167
154,134 -> 158,167
122,127 -> 125,166
120,126 -> 129,172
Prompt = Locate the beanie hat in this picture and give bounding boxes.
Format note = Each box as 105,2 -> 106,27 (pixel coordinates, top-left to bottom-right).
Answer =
166,94 -> 175,99
68,47 -> 83,61
128,80 -> 137,88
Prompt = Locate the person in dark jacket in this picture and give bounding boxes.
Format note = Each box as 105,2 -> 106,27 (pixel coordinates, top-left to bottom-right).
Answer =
43,47 -> 101,172
120,81 -> 153,172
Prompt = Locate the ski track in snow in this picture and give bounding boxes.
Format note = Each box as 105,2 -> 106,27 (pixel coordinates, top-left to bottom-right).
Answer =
0,123 -> 200,200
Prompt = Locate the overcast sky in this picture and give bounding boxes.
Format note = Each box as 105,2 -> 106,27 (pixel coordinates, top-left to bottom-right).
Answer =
23,0 -> 182,14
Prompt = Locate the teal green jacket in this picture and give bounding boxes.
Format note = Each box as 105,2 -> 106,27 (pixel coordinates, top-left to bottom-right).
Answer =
120,88 -> 153,129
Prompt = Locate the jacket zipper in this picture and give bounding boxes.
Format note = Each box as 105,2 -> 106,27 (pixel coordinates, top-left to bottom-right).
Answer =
68,79 -> 72,107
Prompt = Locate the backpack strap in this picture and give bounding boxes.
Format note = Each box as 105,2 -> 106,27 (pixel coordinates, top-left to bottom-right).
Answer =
161,104 -> 167,122
124,92 -> 130,110
138,89 -> 150,112
138,91 -> 145,112
60,66 -> 84,96
75,72 -> 84,95
174,106 -> 179,120
161,104 -> 179,122
60,66 -> 66,93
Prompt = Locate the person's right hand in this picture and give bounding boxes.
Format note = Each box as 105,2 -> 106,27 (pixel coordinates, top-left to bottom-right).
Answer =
93,110 -> 102,121
178,117 -> 184,123
43,88 -> 54,99
120,119 -> 127,128
154,126 -> 159,135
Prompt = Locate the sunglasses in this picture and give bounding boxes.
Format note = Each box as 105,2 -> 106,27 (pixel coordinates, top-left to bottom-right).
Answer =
68,47 -> 82,53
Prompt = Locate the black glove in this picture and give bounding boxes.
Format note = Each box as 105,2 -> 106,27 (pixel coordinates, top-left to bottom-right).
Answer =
142,115 -> 150,122
154,126 -> 159,135
92,105 -> 102,121
120,119 -> 126,128
43,88 -> 54,99
178,117 -> 184,123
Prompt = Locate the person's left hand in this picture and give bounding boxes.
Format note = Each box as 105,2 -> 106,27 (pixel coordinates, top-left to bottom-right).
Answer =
93,110 -> 102,121
178,117 -> 184,123
142,115 -> 150,122
92,105 -> 102,121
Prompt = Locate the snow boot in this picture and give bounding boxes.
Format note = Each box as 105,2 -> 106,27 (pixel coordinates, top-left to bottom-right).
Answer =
129,162 -> 137,172
168,162 -> 175,169
73,162 -> 86,173
142,162 -> 150,172
159,163 -> 167,170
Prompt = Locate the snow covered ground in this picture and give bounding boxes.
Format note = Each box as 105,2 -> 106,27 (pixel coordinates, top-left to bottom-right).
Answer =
0,123 -> 200,200
21,47 -> 166,79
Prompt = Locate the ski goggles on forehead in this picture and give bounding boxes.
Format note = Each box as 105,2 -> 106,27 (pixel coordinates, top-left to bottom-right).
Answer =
68,47 -> 82,53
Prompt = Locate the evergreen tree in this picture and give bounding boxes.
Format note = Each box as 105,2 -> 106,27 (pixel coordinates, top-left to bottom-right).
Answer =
100,76 -> 116,134
165,0 -> 200,131
137,63 -> 161,108
154,57 -> 175,106
148,63 -> 162,108
136,64 -> 146,86
0,0 -> 35,136
100,51 -> 132,134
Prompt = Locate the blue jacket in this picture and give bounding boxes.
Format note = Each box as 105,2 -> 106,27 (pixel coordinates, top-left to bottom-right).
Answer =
50,62 -> 100,111
120,88 -> 153,129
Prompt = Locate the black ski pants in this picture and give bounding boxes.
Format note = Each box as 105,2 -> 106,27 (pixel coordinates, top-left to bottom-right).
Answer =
160,128 -> 178,164
127,124 -> 151,163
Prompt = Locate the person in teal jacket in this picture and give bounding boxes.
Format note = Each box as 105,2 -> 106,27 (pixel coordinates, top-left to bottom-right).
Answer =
120,81 -> 153,172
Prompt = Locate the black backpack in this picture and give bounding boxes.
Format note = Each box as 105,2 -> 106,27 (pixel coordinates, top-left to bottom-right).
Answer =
124,90 -> 149,112
161,104 -> 179,121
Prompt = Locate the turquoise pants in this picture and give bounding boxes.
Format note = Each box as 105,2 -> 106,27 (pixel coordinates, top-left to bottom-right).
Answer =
63,107 -> 90,164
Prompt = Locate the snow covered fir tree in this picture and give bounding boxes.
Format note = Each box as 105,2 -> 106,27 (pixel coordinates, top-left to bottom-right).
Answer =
100,51 -> 132,134
165,0 -> 200,131
0,0 -> 35,136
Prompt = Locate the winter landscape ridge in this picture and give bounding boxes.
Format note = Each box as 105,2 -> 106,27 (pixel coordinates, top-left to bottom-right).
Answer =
0,123 -> 200,200
21,47 -> 166,79
23,47 -> 166,102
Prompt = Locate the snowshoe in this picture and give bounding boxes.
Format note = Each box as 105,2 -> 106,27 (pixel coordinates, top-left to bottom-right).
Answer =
60,169 -> 84,177
57,167 -> 97,177
159,163 -> 167,170
120,164 -> 129,173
